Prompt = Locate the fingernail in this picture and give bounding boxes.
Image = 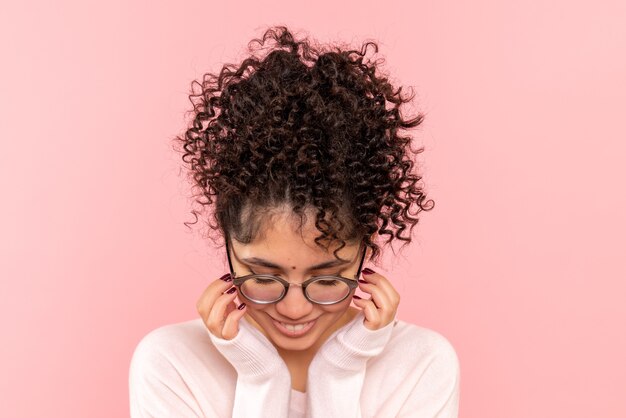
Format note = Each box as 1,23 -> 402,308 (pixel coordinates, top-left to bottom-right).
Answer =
352,295 -> 362,299
237,303 -> 246,310
226,287 -> 237,294
362,268 -> 375,275
220,273 -> 232,281
358,279 -> 368,284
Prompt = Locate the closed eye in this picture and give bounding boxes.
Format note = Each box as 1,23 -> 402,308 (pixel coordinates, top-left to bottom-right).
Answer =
315,279 -> 341,286
249,269 -> 343,279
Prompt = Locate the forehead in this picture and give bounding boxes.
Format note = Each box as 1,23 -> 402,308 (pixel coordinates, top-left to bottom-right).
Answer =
227,240 -> 364,279
240,207 -> 359,250
229,233 -> 361,262
228,230 -> 362,272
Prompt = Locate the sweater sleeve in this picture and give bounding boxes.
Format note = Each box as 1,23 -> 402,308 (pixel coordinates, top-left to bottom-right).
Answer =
207,318 -> 292,418
306,311 -> 396,418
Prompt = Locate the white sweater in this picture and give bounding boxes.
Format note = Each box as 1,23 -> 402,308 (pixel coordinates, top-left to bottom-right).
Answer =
129,310 -> 460,417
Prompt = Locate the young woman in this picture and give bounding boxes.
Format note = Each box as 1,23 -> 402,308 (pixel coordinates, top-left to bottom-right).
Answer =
129,26 -> 460,417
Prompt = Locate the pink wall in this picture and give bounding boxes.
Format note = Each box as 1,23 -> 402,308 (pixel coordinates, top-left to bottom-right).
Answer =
2,1 -> 625,417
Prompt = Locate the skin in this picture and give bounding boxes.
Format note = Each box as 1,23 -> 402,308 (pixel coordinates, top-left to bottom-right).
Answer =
197,208 -> 401,391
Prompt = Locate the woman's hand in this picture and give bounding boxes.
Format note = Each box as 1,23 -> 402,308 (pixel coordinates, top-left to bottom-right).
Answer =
306,268 -> 398,417
352,268 -> 400,331
196,273 -> 247,340
197,273 -> 292,417
196,272 -> 289,378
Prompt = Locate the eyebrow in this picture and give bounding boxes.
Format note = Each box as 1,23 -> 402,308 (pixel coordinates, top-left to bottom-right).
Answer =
240,257 -> 351,272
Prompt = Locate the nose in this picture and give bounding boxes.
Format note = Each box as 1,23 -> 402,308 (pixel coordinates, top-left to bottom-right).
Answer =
274,283 -> 314,319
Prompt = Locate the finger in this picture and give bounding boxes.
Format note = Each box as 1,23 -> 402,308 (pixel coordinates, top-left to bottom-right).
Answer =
358,272 -> 400,325
197,280 -> 232,317
224,296 -> 237,318
351,297 -> 382,330
359,272 -> 400,308
221,302 -> 247,340
359,272 -> 400,303
357,281 -> 390,312
196,274 -> 234,318
206,286 -> 239,338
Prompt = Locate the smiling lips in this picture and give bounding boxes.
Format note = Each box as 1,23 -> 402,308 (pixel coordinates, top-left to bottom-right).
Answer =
271,318 -> 317,336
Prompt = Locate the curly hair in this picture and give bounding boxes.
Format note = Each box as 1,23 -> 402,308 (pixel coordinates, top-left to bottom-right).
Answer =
172,25 -> 435,264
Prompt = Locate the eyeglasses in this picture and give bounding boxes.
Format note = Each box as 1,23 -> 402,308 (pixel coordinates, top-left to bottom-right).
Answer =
225,236 -> 367,305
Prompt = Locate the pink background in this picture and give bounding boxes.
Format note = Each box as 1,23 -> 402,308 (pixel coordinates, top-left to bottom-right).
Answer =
2,1 -> 625,417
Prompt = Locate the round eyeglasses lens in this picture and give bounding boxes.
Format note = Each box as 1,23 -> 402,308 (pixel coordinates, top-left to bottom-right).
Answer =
240,276 -> 284,302
240,276 -> 351,303
306,277 -> 351,303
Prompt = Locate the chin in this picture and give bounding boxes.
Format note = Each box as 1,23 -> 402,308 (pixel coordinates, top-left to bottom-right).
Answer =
271,334 -> 318,351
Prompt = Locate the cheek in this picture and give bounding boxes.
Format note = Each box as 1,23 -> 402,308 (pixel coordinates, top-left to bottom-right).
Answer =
320,298 -> 352,315
237,289 -> 351,318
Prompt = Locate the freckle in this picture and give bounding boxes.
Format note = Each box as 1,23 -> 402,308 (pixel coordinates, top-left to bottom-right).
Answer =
291,266 -> 296,270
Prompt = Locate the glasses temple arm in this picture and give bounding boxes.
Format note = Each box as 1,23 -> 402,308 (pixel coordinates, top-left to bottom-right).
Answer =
354,241 -> 367,279
225,237 -> 236,276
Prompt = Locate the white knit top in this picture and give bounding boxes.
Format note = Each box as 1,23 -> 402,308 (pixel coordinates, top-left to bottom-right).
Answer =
129,310 -> 460,417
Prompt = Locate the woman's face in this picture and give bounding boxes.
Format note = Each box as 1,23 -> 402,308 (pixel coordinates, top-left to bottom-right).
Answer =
227,211 -> 365,356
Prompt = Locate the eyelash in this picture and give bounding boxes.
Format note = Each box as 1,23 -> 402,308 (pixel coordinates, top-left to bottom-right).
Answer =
249,268 -> 342,277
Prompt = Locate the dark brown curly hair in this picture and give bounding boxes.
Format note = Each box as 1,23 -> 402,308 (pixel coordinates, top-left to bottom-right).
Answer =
173,25 -> 434,264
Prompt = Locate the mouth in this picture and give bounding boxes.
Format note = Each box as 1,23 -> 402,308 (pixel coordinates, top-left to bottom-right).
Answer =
270,317 -> 317,337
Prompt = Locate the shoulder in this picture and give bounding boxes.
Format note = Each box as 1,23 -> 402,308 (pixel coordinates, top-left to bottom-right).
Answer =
131,318 -> 212,361
385,318 -> 461,386
134,317 -> 211,347
129,318 -> 235,381
129,319 -> 236,416
388,319 -> 460,367
366,318 -> 460,389
361,319 -> 460,415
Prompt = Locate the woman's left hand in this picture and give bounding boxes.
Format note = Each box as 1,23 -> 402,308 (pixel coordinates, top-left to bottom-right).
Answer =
352,268 -> 400,331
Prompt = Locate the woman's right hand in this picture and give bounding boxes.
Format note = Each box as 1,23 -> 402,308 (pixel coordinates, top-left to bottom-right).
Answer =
196,273 -> 247,341
196,275 -> 291,417
197,273 -> 291,387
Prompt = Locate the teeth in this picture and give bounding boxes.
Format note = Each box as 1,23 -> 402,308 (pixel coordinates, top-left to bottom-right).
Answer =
280,321 -> 310,331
